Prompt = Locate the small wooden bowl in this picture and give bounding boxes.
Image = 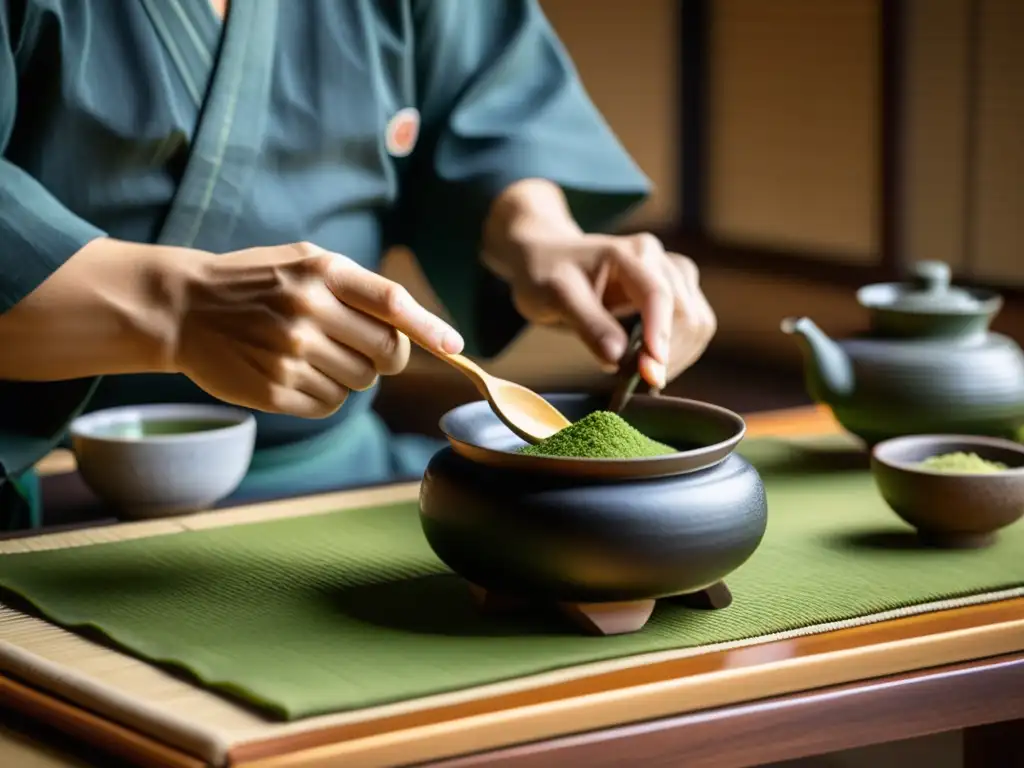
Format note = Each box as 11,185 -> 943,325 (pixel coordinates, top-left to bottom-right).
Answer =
870,434 -> 1024,548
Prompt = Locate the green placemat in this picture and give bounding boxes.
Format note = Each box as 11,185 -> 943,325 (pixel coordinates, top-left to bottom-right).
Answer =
0,437 -> 1022,721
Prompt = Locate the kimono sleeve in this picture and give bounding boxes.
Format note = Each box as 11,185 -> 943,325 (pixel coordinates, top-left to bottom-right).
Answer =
0,0 -> 106,523
396,0 -> 652,358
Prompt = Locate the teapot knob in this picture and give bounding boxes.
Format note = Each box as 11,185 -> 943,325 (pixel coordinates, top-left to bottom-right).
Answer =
912,260 -> 951,294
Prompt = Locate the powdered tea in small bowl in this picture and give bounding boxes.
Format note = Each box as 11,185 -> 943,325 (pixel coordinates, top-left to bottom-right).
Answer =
918,451 -> 1007,473
871,434 -> 1024,548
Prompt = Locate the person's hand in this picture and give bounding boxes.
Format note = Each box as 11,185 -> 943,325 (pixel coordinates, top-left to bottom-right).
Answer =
173,242 -> 463,418
486,229 -> 716,390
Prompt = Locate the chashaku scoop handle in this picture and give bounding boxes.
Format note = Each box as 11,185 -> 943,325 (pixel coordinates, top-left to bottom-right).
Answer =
608,318 -> 651,415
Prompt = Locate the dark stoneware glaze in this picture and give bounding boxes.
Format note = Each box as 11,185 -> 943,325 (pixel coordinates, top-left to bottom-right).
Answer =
871,434 -> 1024,548
418,394 -> 768,633
783,261 -> 1024,445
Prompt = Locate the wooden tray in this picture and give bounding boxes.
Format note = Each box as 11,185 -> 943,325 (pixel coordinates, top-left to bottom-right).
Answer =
2,406 -> 1023,768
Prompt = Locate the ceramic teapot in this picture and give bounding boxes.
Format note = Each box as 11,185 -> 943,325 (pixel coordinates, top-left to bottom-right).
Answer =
782,260 -> 1024,445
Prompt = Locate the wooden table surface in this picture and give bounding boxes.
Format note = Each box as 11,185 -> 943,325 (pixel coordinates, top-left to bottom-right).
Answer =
2,405 -> 1023,768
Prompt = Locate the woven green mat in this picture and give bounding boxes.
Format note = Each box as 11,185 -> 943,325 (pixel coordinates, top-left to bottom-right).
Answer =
0,437 -> 1022,721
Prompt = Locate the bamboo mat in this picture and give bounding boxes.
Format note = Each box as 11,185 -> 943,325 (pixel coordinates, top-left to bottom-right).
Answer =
3,423 -> 1024,767
4,571 -> 1022,767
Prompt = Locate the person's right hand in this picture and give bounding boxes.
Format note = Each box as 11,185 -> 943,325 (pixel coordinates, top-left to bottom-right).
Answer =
174,242 -> 463,418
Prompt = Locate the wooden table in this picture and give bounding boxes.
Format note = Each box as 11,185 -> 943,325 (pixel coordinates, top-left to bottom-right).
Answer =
2,406 -> 1022,768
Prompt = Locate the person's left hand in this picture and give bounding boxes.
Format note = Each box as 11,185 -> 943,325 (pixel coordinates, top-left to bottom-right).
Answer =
484,229 -> 717,390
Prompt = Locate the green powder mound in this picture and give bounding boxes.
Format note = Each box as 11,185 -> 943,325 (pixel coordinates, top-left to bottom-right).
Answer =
919,452 -> 1008,474
518,411 -> 676,459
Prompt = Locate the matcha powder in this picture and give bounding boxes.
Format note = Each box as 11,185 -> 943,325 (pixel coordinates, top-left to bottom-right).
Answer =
519,411 -> 675,459
919,452 -> 1008,474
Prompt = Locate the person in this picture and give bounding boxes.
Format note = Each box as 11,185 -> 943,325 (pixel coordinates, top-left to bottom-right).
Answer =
0,0 -> 717,528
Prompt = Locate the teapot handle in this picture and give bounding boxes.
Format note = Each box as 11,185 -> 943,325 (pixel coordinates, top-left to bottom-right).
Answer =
912,260 -> 951,294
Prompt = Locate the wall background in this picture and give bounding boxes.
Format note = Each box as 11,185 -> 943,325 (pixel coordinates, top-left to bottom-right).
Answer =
381,0 -> 1023,390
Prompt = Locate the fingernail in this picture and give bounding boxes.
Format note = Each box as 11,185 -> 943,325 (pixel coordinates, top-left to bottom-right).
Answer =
647,360 -> 667,390
601,335 -> 627,364
441,328 -> 464,355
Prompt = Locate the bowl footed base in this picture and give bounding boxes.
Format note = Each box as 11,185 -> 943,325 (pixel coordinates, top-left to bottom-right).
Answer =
468,581 -> 733,636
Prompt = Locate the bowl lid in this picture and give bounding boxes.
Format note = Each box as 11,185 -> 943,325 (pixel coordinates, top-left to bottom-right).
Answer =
857,261 -> 1000,316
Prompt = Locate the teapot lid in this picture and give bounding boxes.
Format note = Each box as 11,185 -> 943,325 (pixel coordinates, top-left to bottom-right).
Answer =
857,261 -> 1001,315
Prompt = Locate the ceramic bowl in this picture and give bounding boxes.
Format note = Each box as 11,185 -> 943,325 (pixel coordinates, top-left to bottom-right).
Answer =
69,404 -> 256,519
870,434 -> 1024,548
438,392 -> 747,479
420,393 -> 767,606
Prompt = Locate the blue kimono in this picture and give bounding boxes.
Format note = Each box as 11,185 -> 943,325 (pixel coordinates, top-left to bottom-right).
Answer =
0,0 -> 650,527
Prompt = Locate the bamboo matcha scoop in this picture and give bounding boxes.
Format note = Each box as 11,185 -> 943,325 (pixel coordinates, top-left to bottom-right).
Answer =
391,312 -> 572,443
431,352 -> 573,444
426,319 -> 654,443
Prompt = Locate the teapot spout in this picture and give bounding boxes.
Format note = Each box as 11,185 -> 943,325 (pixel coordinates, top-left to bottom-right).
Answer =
781,317 -> 854,401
